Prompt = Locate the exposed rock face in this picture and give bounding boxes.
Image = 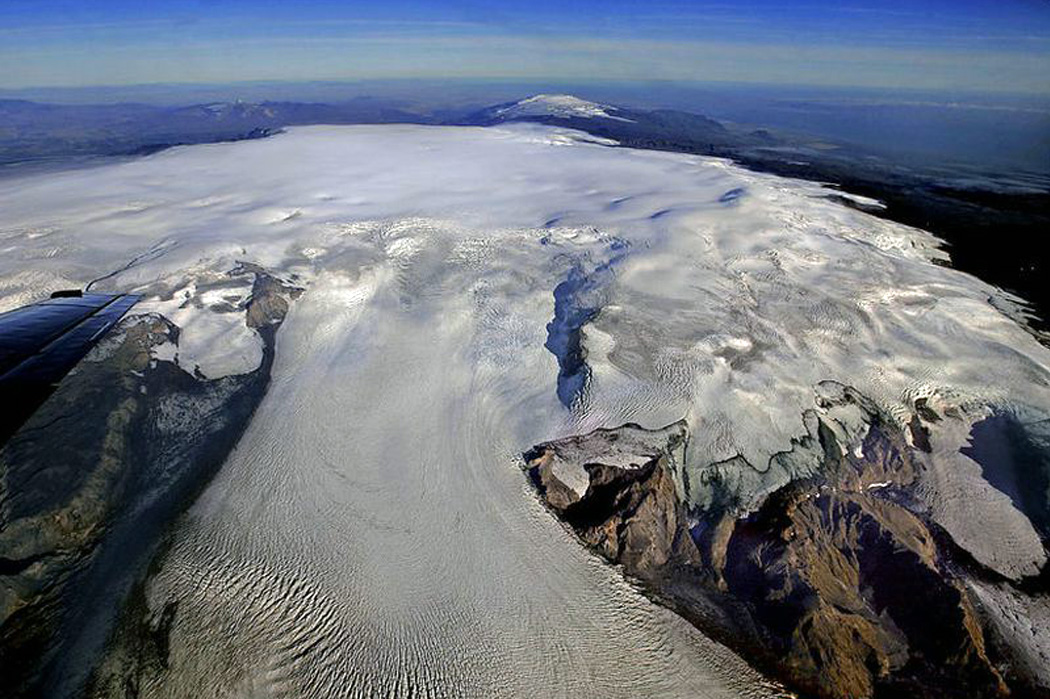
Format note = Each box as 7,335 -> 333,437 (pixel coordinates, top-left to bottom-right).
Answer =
0,266 -> 301,698
524,412 -> 1046,699
236,261 -> 303,330
525,422 -> 698,576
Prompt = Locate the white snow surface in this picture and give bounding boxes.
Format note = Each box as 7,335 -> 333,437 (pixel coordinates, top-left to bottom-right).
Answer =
494,94 -> 635,122
2,124 -> 1050,693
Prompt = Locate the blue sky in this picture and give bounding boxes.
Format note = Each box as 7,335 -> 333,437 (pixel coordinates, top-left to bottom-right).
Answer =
1,0 -> 1049,92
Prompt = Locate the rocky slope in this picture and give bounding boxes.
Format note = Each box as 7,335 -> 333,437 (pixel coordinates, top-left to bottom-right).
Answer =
525,407 -> 1050,698
0,265 -> 300,697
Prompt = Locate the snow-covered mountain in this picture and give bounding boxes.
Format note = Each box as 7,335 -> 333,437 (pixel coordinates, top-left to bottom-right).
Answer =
475,94 -> 635,124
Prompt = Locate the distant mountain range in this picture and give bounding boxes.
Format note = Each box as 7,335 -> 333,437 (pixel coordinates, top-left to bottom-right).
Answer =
0,92 -> 843,167
0,97 -> 433,164
2,93 -> 1048,332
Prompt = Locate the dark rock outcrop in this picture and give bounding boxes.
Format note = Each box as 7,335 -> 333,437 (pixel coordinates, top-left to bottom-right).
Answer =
524,413 -> 1038,699
0,265 -> 301,698
525,422 -> 698,576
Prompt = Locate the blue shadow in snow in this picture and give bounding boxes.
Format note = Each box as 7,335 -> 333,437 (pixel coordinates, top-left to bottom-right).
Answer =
544,238 -> 629,409
719,187 -> 747,204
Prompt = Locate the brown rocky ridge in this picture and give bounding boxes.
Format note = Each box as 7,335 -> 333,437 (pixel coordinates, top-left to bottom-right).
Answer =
524,399 -> 1049,699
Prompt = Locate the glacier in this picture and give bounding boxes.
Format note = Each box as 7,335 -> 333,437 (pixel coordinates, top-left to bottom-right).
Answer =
1,123 -> 1049,696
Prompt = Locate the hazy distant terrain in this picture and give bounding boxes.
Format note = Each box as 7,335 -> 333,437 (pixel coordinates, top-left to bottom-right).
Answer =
0,96 -> 433,167
5,80 -> 1047,168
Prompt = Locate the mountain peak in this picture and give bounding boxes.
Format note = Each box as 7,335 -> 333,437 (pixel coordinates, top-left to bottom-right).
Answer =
492,94 -> 633,122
